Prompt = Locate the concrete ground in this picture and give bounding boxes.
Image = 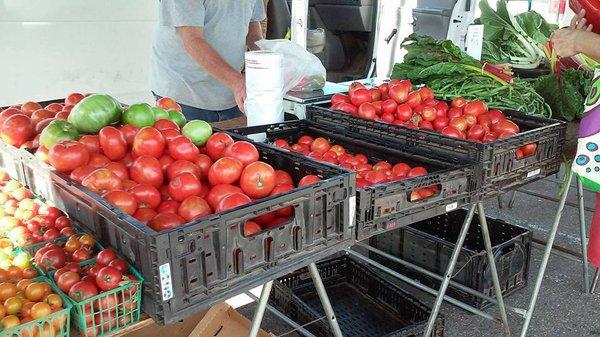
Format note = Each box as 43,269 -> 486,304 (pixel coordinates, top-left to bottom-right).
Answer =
239,169 -> 599,337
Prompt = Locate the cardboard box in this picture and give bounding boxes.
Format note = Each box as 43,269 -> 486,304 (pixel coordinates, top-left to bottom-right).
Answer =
111,303 -> 273,337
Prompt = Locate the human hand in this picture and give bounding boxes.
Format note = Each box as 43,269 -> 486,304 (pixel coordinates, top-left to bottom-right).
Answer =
551,28 -> 582,58
570,9 -> 594,31
231,75 -> 247,114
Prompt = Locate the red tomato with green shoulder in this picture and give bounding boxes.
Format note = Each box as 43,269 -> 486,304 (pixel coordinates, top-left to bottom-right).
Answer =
68,281 -> 98,302
99,126 -> 127,161
48,140 -> 90,173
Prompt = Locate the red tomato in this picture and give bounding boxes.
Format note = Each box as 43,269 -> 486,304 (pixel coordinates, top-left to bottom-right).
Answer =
432,117 -> 449,131
467,124 -> 486,141
449,117 -> 468,132
156,200 -> 180,214
148,213 -> 186,232
372,101 -> 383,115
297,135 -> 313,146
1,114 -> 33,147
104,161 -> 128,180
451,97 -> 467,109
244,221 -> 262,236
369,88 -> 382,102
350,88 -> 372,106
215,193 -> 251,213
355,154 -> 368,164
408,166 -> 428,177
40,248 -> 67,271
405,91 -> 422,108
273,139 -> 289,148
463,100 -> 488,116
298,175 -> 321,187
98,126 -> 128,161
329,145 -> 346,156
168,172 -> 202,201
270,184 -> 294,217
381,99 -> 398,114
348,82 -> 366,96
48,140 -> 90,173
418,87 -> 435,101
372,161 -> 391,171
71,248 -> 92,262
239,161 -> 276,199
122,179 -> 137,190
441,126 -> 465,139
223,141 -> 259,167
119,124 -> 139,147
447,108 -> 463,119
521,143 -> 537,157
178,196 -> 211,221
129,184 -> 161,209
45,103 -> 63,113
160,128 -> 181,143
55,110 -> 69,120
57,271 -> 81,293
205,132 -> 234,160
31,109 -> 55,125
133,208 -> 157,224
379,83 -> 390,99
96,248 -> 118,266
274,170 -> 294,187
78,135 -> 101,154
65,93 -> 85,106
96,266 -> 123,291
463,114 -> 477,128
158,154 -> 174,173
194,154 -> 213,180
154,119 -> 179,131
208,157 -> 243,186
331,94 -> 351,106
82,168 -> 123,195
21,101 -> 42,115
435,101 -> 449,117
104,190 -> 138,215
130,156 -> 164,188
477,113 -> 493,128
358,103 -> 377,120
108,259 -> 128,274
88,153 -> 111,169
206,184 -> 243,210
310,137 -> 330,154
395,104 -> 412,122
493,119 -> 520,134
168,135 -> 200,161
487,109 -> 505,125
388,85 -> 409,104
392,163 -> 411,177
333,102 -> 358,115
69,281 -> 99,302
167,160 -> 201,181
421,106 -> 437,122
132,127 -> 165,158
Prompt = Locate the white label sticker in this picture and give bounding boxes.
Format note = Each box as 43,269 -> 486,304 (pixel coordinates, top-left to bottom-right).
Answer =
527,168 -> 541,178
465,25 -> 484,60
159,263 -> 174,301
348,196 -> 356,229
445,202 -> 458,212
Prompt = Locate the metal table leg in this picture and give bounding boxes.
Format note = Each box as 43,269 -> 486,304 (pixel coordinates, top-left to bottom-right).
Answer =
478,202 -> 511,335
249,280 -> 274,337
591,268 -> 600,293
245,291 -> 317,337
577,177 -> 591,293
508,190 -> 517,209
519,172 -> 574,337
423,203 -> 477,337
308,262 -> 344,337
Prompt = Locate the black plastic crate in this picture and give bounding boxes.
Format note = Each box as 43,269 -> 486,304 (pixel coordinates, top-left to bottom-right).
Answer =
230,120 -> 477,241
369,209 -> 532,309
37,132 -> 354,325
269,255 -> 445,337
307,104 -> 566,198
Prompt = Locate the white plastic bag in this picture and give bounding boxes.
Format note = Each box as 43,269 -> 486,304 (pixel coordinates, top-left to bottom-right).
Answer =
255,39 -> 326,92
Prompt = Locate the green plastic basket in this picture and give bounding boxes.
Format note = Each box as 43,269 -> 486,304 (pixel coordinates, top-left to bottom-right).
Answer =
48,259 -> 143,337
0,276 -> 71,337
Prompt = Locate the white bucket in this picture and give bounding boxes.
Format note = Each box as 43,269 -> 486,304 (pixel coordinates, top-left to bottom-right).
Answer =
244,51 -> 285,141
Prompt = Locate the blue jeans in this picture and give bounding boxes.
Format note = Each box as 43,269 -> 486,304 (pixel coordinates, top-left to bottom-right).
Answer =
152,92 -> 243,122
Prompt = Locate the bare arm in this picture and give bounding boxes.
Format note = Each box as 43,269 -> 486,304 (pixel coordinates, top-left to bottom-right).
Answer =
246,21 -> 263,51
177,26 -> 246,111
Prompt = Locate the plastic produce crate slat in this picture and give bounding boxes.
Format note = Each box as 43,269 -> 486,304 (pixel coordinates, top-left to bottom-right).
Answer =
306,104 -> 566,198
370,209 -> 533,308
35,132 -> 355,325
230,119 -> 478,241
269,255 -> 445,337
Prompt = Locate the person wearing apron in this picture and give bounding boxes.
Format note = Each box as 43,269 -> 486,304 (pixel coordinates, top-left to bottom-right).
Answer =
552,10 -> 600,267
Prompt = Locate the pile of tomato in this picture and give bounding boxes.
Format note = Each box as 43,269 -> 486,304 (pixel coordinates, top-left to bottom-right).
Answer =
33,233 -> 98,273
0,93 -> 85,150
41,118 -> 319,234
331,81 -> 537,158
0,278 -> 68,335
272,135 -> 436,200
50,247 -> 139,337
0,173 -> 74,249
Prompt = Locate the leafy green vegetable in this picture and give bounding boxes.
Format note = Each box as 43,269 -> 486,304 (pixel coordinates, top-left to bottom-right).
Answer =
531,69 -> 592,121
392,34 -> 551,117
479,0 -> 555,69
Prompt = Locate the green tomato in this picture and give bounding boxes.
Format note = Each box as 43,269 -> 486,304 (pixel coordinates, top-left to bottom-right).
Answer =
39,120 -> 80,148
68,94 -> 122,134
167,109 -> 187,128
123,103 -> 155,128
152,107 -> 169,121
182,120 -> 212,146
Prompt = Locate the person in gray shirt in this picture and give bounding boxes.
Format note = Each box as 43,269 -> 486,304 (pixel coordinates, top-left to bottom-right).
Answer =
150,0 -> 266,122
